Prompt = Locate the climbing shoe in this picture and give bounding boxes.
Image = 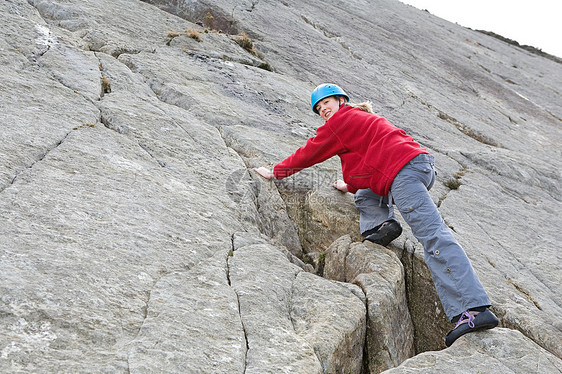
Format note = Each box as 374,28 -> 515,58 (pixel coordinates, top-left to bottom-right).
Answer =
445,308 -> 499,347
362,219 -> 402,247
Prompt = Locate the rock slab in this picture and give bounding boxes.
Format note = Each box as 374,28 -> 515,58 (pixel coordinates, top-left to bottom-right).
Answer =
1,0 -> 561,372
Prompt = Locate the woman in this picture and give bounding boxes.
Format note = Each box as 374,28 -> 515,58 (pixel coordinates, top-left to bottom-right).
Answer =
254,83 -> 498,346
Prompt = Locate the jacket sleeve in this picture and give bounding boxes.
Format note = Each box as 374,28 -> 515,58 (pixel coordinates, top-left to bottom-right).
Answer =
273,124 -> 346,179
346,183 -> 358,194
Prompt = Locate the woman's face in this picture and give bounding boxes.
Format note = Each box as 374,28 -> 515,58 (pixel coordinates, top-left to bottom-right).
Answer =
315,96 -> 342,121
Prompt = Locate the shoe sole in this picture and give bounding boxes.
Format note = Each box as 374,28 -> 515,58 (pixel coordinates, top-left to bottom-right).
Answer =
370,232 -> 400,246
363,223 -> 402,246
445,310 -> 499,347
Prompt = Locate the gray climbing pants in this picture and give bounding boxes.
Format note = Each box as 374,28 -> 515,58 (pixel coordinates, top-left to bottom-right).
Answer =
354,153 -> 490,320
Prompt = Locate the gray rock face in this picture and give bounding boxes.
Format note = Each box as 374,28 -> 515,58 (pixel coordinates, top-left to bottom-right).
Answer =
324,236 -> 415,373
229,233 -> 366,373
383,328 -> 562,374
1,0 -> 561,372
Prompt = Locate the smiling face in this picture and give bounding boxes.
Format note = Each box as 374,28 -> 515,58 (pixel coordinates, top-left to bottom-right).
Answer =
315,96 -> 344,121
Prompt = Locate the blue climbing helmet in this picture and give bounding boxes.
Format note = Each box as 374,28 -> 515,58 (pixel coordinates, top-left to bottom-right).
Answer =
310,83 -> 350,114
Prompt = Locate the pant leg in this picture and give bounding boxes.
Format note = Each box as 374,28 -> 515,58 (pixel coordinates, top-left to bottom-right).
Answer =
390,154 -> 490,320
354,188 -> 396,235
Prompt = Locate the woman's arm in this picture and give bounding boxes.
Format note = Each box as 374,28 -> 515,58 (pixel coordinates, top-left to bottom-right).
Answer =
273,125 -> 346,179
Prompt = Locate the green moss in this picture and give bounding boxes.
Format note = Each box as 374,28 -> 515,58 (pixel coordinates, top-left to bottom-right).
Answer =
444,178 -> 461,190
258,62 -> 273,71
235,32 -> 258,56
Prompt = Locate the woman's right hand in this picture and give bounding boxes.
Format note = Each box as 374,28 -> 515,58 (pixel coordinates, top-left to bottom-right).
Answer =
253,167 -> 274,180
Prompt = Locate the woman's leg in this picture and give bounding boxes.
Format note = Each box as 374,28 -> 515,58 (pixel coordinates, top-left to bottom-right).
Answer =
354,188 -> 393,235
354,189 -> 402,246
389,154 -> 490,321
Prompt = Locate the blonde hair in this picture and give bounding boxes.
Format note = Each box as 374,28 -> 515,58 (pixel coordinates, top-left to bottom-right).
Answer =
347,101 -> 373,113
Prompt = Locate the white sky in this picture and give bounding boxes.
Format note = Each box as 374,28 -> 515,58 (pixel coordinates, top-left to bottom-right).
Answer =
399,0 -> 562,58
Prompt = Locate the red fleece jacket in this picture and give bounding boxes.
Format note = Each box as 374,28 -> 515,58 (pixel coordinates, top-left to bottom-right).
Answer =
273,106 -> 428,196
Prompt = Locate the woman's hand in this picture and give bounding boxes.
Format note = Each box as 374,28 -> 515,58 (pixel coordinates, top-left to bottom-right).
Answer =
253,167 -> 274,180
332,179 -> 348,193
